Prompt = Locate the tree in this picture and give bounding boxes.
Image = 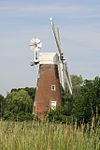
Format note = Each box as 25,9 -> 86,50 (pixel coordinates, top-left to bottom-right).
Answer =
46,75 -> 83,123
72,77 -> 100,124
46,105 -> 73,123
24,87 -> 36,102
0,94 -> 5,118
3,89 -> 33,121
71,75 -> 83,97
11,87 -> 36,103
61,75 -> 83,102
61,75 -> 83,117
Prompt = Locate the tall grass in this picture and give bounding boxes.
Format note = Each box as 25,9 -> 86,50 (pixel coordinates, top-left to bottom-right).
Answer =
0,121 -> 100,150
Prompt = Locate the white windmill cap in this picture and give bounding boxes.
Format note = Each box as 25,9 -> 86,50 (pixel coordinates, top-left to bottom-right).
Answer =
39,52 -> 59,65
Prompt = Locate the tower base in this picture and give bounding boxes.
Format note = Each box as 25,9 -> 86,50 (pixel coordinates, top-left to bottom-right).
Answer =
33,64 -> 62,121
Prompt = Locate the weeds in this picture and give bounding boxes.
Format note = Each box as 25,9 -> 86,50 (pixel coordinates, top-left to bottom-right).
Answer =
0,121 -> 100,150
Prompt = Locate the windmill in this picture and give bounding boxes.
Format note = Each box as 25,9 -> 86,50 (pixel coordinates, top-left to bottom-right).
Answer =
29,18 -> 72,120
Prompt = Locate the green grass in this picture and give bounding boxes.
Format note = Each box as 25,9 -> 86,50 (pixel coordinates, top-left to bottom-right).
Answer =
0,121 -> 100,150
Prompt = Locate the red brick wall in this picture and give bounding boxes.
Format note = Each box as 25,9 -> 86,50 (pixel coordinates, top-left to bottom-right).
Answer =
33,64 -> 62,120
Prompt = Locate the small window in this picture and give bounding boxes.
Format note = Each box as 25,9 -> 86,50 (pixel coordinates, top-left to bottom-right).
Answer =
51,100 -> 57,109
51,85 -> 56,91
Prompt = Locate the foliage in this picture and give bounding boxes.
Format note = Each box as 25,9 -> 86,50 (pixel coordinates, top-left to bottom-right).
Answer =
71,74 -> 83,97
73,77 -> 100,124
46,75 -> 83,123
46,105 -> 73,123
3,89 -> 34,121
0,94 -> 5,118
11,87 -> 36,102
0,75 -> 100,124
47,76 -> 100,126
0,121 -> 100,150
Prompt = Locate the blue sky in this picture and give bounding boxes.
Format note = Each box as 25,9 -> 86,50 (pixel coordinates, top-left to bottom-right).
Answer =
0,0 -> 100,96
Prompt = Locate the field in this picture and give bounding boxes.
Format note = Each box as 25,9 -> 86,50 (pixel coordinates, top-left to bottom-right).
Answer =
0,121 -> 100,150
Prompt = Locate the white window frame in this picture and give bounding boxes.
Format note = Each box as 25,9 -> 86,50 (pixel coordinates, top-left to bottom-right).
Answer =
51,84 -> 56,91
51,100 -> 57,110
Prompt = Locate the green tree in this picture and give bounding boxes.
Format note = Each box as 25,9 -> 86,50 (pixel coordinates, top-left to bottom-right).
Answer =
47,75 -> 83,123
0,94 -> 5,118
24,87 -> 36,102
46,105 -> 73,123
61,75 -> 83,102
62,75 -> 83,116
71,75 -> 83,97
11,87 -> 36,102
3,89 -> 33,121
72,77 -> 100,124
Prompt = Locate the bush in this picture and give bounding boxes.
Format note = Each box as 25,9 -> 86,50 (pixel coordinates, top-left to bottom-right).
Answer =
46,105 -> 73,123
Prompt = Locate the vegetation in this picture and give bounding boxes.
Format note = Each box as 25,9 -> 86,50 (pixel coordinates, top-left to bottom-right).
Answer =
0,121 -> 100,150
0,87 -> 36,121
11,87 -> 36,103
0,76 -> 100,149
46,76 -> 100,126
0,76 -> 100,125
3,89 -> 34,121
0,94 -> 5,118
73,77 -> 100,124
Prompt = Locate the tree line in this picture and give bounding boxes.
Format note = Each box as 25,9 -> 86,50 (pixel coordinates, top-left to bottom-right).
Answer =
0,87 -> 36,121
47,75 -> 100,126
0,75 -> 100,125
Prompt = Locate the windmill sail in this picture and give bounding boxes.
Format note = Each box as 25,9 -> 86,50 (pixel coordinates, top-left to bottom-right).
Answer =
50,17 -> 62,55
57,28 -> 62,53
58,60 -> 65,90
63,62 -> 72,95
50,17 -> 72,95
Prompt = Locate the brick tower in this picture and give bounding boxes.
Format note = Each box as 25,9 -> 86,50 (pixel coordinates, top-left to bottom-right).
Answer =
33,52 -> 62,120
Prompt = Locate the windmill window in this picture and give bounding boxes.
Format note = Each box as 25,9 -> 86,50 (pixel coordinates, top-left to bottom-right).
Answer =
51,100 -> 57,109
51,85 -> 56,91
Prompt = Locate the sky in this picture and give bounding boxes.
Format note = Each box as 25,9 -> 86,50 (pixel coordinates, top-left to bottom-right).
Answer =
0,0 -> 100,96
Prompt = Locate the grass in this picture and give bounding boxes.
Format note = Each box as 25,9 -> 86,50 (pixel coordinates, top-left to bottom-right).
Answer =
0,121 -> 100,150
